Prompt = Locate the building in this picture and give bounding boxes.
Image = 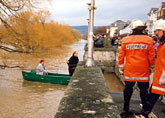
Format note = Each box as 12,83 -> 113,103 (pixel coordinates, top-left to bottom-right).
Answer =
120,24 -> 132,37
109,27 -> 118,38
157,2 -> 165,20
146,2 -> 165,36
146,8 -> 158,36
107,19 -> 130,37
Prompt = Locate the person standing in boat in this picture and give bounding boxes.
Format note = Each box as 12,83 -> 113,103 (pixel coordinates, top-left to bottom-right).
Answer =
67,51 -> 79,76
36,60 -> 48,75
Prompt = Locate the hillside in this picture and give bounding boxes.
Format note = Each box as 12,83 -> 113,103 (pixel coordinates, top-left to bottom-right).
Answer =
72,25 -> 98,35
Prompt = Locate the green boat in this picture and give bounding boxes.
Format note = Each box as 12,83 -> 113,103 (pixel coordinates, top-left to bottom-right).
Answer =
22,70 -> 71,85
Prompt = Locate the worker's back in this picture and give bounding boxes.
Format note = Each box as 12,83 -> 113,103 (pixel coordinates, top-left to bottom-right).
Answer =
118,34 -> 155,82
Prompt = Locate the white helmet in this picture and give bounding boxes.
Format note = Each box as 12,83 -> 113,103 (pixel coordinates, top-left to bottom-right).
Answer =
130,20 -> 146,30
154,19 -> 165,31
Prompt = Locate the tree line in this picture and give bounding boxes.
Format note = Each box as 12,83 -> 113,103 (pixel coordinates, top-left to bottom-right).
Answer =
0,0 -> 81,53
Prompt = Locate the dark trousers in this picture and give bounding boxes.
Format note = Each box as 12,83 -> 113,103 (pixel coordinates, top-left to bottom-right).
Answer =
124,81 -> 149,109
143,93 -> 160,112
68,67 -> 75,76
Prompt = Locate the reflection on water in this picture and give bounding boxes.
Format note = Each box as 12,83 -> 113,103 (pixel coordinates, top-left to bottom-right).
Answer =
0,40 -> 86,118
104,72 -> 124,92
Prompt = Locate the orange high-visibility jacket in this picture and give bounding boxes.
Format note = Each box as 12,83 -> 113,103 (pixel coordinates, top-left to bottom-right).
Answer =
152,44 -> 165,95
118,35 -> 155,82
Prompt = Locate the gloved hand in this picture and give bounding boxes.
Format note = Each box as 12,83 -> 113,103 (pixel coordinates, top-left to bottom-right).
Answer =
119,67 -> 124,74
159,70 -> 165,86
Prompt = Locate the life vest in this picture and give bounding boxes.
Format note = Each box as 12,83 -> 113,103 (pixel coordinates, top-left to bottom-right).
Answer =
118,35 -> 155,82
152,44 -> 165,95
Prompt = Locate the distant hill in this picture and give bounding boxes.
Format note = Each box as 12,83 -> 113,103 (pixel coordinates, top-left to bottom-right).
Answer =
72,25 -> 98,35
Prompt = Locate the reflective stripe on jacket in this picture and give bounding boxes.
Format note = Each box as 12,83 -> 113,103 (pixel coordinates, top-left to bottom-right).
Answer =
125,76 -> 149,81
152,44 -> 165,95
118,35 -> 155,82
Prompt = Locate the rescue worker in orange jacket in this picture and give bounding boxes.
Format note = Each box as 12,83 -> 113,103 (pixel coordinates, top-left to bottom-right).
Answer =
141,19 -> 165,118
118,20 -> 155,112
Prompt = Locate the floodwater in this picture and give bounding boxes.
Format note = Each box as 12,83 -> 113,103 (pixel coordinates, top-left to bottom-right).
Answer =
0,39 -> 124,118
104,73 -> 124,92
0,40 -> 86,118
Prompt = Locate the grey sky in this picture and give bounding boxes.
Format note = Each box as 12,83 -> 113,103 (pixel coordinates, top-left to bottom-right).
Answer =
47,0 -> 164,26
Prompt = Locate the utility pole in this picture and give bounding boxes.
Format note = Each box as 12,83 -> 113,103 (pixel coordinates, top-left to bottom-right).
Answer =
87,18 -> 90,40
86,0 -> 95,67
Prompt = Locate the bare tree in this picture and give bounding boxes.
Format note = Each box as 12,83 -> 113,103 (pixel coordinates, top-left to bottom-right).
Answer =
0,0 -> 32,27
0,0 -> 50,53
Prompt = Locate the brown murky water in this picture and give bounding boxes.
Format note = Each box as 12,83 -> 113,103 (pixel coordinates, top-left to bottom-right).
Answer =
104,73 -> 124,92
0,40 -> 124,118
0,40 -> 86,118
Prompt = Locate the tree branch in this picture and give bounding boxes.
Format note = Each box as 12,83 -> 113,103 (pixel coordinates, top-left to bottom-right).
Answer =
0,64 -> 24,69
0,45 -> 30,53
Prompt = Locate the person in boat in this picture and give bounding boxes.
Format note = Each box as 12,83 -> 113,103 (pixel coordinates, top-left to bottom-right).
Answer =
36,60 -> 48,75
67,51 -> 79,76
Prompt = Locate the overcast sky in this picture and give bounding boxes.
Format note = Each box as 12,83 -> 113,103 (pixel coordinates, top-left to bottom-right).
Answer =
46,0 -> 164,26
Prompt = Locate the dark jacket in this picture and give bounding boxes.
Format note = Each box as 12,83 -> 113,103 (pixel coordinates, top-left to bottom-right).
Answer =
111,37 -> 118,46
68,55 -> 79,68
94,38 -> 104,47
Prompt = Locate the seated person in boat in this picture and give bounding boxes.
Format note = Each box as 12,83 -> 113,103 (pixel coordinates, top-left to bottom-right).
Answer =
67,51 -> 79,76
36,60 -> 48,75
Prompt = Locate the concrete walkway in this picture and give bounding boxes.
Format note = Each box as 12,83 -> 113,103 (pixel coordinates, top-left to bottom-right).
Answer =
110,92 -> 165,118
55,66 -> 120,118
